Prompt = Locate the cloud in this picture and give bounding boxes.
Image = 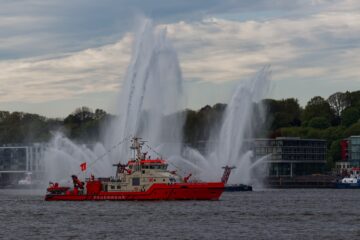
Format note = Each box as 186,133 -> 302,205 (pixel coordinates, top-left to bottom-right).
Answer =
0,34 -> 132,103
0,0 -> 359,113
0,0 -> 348,59
165,9 -> 360,85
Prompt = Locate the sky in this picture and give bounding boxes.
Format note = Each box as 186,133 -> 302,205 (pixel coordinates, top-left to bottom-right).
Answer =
0,0 -> 359,118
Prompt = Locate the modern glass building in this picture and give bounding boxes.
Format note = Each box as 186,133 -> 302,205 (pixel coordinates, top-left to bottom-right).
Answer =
347,136 -> 360,167
0,144 -> 45,172
254,137 -> 327,177
0,144 -> 45,185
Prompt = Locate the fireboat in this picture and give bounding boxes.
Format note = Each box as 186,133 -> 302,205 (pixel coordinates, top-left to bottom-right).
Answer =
45,137 -> 229,201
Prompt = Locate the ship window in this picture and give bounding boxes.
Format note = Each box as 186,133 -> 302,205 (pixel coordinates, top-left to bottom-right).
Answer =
117,186 -> 121,189
163,179 -> 165,182
132,178 -> 140,186
142,170 -> 145,174
110,185 -> 115,190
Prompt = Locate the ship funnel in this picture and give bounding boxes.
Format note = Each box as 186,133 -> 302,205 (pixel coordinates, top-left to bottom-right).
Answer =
221,166 -> 235,184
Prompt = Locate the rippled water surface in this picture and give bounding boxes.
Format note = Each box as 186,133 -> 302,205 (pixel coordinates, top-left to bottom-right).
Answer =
0,189 -> 359,240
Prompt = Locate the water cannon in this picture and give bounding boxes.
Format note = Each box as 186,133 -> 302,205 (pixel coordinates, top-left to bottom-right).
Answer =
71,175 -> 84,189
221,166 -> 236,184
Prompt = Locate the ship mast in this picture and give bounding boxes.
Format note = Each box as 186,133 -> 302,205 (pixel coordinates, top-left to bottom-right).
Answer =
131,137 -> 144,160
130,137 -> 145,171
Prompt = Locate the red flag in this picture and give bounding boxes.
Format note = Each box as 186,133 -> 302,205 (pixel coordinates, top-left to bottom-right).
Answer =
80,162 -> 87,172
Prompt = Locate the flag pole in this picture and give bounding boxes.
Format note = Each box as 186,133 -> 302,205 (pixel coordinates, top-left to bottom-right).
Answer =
84,162 -> 86,182
80,162 -> 87,183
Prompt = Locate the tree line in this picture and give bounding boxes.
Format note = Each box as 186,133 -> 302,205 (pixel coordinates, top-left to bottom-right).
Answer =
265,90 -> 360,168
0,90 -> 359,168
0,107 -> 114,145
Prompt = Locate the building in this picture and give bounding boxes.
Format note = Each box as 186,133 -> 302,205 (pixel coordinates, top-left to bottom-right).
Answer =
340,140 -> 349,161
348,136 -> 360,167
340,136 -> 360,167
0,143 -> 45,186
335,161 -> 351,175
254,137 -> 327,177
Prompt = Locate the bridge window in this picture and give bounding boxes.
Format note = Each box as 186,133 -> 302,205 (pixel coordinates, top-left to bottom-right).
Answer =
148,165 -> 167,170
132,178 -> 140,186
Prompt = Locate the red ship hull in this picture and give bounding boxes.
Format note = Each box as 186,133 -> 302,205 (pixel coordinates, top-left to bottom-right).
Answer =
45,182 -> 225,201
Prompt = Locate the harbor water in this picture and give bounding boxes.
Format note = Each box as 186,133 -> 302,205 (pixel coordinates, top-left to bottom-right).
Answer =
0,189 -> 359,239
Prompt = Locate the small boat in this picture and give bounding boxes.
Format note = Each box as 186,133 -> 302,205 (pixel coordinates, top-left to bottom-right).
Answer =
336,167 -> 360,189
45,137 -> 225,201
221,166 -> 253,192
3,172 -> 44,189
18,172 -> 33,185
224,184 -> 252,192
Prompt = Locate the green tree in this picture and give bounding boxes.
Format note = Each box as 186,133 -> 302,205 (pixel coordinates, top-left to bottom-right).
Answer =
344,122 -> 360,137
306,128 -> 322,139
264,98 -> 302,130
347,90 -> 360,108
63,107 -> 106,141
272,112 -> 292,129
280,127 -> 309,139
327,92 -> 349,117
341,107 -> 360,127
95,109 -> 107,120
321,126 -> 345,143
0,111 -> 54,144
182,103 -> 227,148
328,140 -> 341,169
308,117 -> 330,129
0,111 -> 10,122
302,96 -> 335,125
183,109 -> 200,145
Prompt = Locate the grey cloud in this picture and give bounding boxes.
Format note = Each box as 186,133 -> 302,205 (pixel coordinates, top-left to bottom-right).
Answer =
1,0 -> 359,115
0,0 -> 341,59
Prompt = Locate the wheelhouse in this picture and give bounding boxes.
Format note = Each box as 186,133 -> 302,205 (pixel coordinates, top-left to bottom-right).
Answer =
127,159 -> 168,171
